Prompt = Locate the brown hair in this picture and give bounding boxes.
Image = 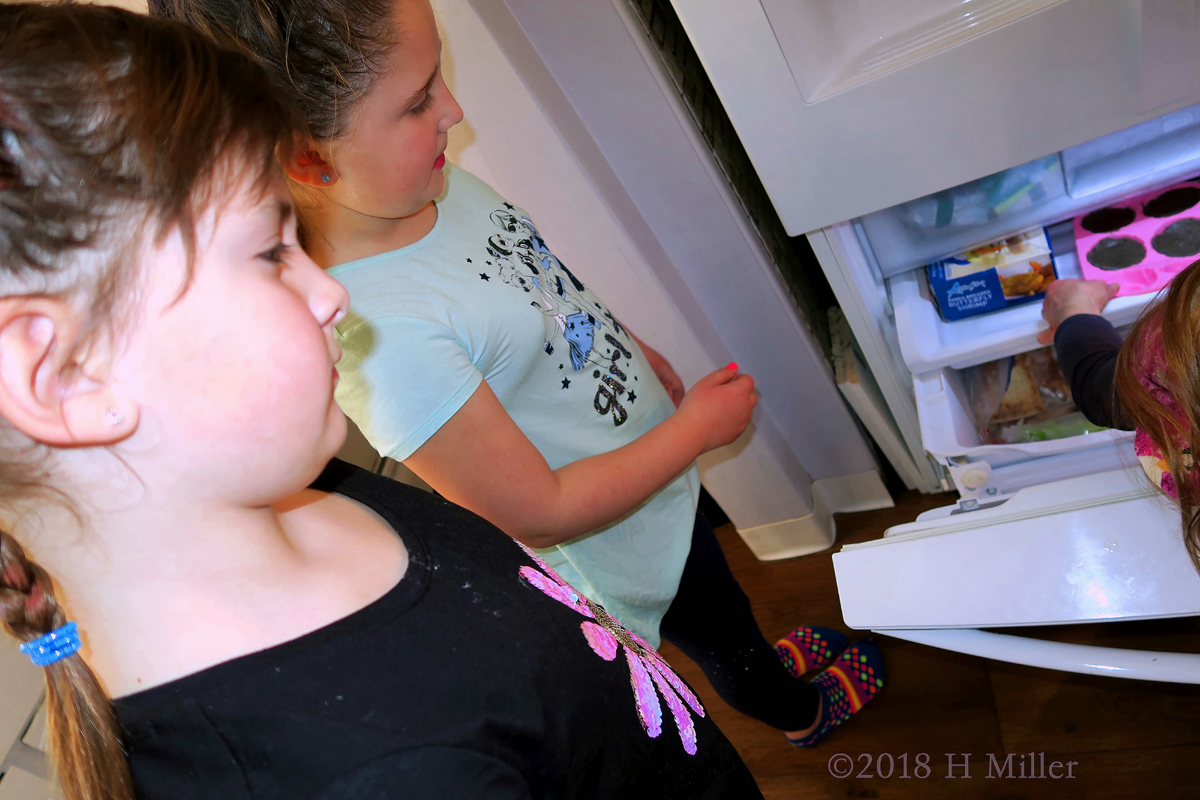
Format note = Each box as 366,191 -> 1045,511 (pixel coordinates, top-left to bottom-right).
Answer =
150,0 -> 397,141
1116,260 -> 1200,572
0,4 -> 299,799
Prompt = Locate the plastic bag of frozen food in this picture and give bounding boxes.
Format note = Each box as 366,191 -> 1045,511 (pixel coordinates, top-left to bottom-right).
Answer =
962,356 -> 1014,430
902,155 -> 1061,230
972,346 -> 1108,444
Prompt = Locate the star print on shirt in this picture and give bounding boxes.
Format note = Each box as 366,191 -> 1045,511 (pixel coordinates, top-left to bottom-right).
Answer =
561,378 -> 571,389
479,273 -> 490,281
466,258 -> 473,263
504,202 -> 514,210
627,391 -> 637,404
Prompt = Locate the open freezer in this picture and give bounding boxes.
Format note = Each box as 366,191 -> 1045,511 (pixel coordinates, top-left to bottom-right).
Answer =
810,104 -> 1200,499
809,106 -> 1200,676
672,0 -> 1200,676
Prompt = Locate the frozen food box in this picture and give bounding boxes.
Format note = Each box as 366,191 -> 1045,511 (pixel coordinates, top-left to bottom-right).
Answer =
926,226 -> 1057,321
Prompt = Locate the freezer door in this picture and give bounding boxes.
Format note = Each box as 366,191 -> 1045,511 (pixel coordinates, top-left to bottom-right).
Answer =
672,0 -> 1200,234
833,468 -> 1200,629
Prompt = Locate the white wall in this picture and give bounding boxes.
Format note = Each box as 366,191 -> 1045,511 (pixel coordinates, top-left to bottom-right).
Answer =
85,0 -> 146,10
0,0 -> 145,6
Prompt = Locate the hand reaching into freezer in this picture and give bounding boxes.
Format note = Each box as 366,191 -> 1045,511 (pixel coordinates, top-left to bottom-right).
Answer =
1036,279 -> 1120,345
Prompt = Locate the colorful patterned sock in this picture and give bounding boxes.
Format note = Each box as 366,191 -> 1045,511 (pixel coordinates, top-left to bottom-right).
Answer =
774,626 -> 848,678
787,639 -> 884,748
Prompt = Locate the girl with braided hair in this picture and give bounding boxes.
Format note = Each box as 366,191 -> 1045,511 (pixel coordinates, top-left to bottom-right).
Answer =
151,0 -> 886,749
0,4 -> 761,798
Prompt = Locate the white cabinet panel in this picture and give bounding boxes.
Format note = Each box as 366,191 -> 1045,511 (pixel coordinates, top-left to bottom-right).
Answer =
762,0 -> 1067,102
674,0 -> 1200,234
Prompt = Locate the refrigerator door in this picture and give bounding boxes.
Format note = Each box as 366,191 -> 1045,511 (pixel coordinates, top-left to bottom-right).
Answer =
833,467 -> 1200,681
884,628 -> 1200,683
834,467 -> 1200,628
672,0 -> 1200,235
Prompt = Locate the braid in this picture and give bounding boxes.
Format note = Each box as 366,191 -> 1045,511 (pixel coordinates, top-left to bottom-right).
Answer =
0,530 -> 133,800
1,529 -> 64,637
0,3 -> 301,798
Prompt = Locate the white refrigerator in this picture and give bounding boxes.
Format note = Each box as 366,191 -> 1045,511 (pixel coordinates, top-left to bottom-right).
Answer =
670,0 -> 1200,682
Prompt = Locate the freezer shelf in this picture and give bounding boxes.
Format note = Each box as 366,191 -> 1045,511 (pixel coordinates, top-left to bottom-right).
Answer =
833,468 -> 1200,630
914,365 -> 1132,465
861,100 -> 1200,277
892,234 -> 1155,374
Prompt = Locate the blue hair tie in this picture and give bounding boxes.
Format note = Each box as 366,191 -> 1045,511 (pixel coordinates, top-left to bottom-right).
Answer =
19,622 -> 82,667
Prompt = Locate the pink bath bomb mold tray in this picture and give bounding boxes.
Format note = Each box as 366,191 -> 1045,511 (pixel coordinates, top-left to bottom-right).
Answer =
1075,178 -> 1200,297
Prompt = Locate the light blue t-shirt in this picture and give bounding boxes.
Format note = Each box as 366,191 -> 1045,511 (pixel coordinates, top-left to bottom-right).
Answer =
331,165 -> 700,645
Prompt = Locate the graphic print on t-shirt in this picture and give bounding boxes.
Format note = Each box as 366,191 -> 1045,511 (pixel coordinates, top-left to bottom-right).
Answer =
483,204 -> 638,426
516,541 -> 706,755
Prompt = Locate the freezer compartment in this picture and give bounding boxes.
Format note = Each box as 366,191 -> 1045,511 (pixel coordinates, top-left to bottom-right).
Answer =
760,0 -> 1063,103
833,468 -> 1200,629
915,353 -> 1136,498
892,220 -> 1155,373
861,100 -> 1200,277
914,364 -> 1133,464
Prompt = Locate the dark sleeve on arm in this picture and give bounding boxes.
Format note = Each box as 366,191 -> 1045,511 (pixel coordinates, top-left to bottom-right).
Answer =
315,747 -> 533,800
1053,314 -> 1133,431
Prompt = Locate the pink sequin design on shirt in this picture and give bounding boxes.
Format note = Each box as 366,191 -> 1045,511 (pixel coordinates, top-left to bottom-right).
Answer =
516,544 -> 705,755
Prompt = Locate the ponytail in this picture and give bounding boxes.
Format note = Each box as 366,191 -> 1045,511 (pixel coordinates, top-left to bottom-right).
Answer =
0,4 -> 300,794
0,532 -> 133,800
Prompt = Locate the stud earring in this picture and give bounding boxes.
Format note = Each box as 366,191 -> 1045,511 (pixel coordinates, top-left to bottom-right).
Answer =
105,407 -> 124,426
321,174 -> 331,183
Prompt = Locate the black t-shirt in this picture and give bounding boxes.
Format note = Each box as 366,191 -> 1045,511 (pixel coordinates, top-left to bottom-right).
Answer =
115,460 -> 761,799
1053,313 -> 1132,430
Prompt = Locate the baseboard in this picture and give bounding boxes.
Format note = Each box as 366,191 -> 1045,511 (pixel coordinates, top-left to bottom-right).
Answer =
735,469 -> 893,561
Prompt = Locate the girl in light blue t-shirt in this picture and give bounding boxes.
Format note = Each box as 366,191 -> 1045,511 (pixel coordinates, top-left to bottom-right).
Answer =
154,0 -> 884,747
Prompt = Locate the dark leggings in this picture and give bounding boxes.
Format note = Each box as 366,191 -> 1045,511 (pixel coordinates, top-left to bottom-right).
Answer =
659,512 -> 821,731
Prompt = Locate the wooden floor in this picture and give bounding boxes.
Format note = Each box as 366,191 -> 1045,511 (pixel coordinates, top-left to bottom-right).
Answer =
657,490 -> 1200,799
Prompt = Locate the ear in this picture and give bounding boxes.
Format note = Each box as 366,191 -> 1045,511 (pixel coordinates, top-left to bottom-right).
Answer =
282,133 -> 339,189
0,299 -> 136,446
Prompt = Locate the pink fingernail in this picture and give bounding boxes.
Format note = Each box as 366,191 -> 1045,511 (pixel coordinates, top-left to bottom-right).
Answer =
726,362 -> 738,370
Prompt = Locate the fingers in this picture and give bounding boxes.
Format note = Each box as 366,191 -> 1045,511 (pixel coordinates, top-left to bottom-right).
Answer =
1107,283 -> 1120,299
1036,328 -> 1054,346
697,365 -> 740,388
